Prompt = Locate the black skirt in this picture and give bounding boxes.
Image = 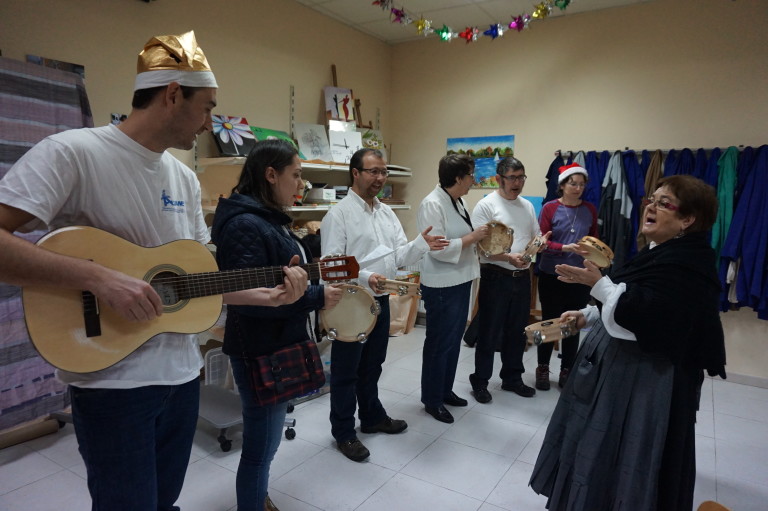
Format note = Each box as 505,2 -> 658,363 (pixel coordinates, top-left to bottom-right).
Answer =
529,320 -> 678,511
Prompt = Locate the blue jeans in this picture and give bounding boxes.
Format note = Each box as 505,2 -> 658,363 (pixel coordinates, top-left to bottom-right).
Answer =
473,267 -> 531,385
230,356 -> 288,511
330,295 -> 390,442
420,281 -> 472,408
70,378 -> 199,511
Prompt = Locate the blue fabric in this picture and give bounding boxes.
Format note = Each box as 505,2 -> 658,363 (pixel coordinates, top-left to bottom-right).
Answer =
663,149 -> 678,177
473,268 -> 531,384
211,194 -> 324,358
329,295 -> 390,442
70,379 -> 199,511
229,357 -> 288,510
703,147 -> 722,189
622,151 -> 645,260
420,281 -> 472,407
693,148 -> 709,181
582,151 -> 607,208
734,146 -> 755,208
719,146 -> 768,318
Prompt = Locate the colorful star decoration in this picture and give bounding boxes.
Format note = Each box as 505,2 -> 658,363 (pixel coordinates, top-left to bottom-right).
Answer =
370,0 -> 567,44
415,17 -> 432,36
459,27 -> 479,43
483,24 -> 504,40
435,25 -> 455,42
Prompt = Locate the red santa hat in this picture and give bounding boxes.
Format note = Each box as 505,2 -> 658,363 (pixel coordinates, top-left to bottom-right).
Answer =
558,163 -> 588,184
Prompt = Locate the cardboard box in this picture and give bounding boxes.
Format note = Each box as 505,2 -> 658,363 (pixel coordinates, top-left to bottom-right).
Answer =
304,183 -> 336,203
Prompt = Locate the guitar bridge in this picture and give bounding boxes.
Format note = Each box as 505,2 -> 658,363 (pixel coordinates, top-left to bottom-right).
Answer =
82,291 -> 101,338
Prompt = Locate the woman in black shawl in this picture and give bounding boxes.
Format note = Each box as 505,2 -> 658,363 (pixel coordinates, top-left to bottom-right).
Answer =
529,175 -> 726,511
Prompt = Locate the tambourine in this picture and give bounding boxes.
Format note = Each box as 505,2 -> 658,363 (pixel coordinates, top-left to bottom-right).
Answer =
375,278 -> 421,297
319,284 -> 380,342
522,235 -> 547,264
577,236 -> 614,268
477,221 -> 514,258
525,317 -> 578,346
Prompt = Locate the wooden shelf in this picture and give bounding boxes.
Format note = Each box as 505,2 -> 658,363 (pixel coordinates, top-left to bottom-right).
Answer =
197,158 -> 411,176
287,204 -> 410,212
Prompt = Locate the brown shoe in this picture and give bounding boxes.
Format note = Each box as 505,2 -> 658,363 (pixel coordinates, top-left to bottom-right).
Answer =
337,438 -> 370,462
558,368 -> 570,388
535,364 -> 550,391
265,494 -> 280,511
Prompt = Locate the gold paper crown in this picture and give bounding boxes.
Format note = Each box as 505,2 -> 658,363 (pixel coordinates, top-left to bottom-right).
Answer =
134,30 -> 217,91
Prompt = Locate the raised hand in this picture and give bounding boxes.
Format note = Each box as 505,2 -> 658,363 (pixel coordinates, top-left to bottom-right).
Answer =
421,226 -> 450,251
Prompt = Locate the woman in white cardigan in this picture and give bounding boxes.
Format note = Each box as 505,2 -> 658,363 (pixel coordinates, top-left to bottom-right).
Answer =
417,154 -> 488,423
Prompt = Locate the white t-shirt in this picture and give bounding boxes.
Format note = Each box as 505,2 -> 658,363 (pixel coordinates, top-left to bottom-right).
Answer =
471,191 -> 540,270
0,125 -> 209,388
417,185 -> 480,288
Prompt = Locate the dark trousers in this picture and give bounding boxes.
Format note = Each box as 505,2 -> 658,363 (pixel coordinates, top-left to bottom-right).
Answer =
330,295 -> 390,442
70,378 -> 200,511
536,271 -> 591,371
420,281 -> 472,408
473,267 -> 530,386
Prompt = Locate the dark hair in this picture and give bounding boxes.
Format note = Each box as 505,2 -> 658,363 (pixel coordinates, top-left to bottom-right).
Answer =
557,174 -> 588,198
438,154 -> 475,188
496,156 -> 524,175
348,147 -> 384,184
655,175 -> 718,233
232,139 -> 299,212
131,84 -> 197,109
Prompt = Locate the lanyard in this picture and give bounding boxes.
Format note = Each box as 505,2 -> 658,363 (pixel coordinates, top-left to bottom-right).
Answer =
441,186 -> 473,231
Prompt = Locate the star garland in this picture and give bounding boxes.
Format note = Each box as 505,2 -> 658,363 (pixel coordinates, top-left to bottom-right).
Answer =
372,0 -> 572,43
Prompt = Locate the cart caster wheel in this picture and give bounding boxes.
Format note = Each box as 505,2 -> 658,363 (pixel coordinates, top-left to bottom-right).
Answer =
217,435 -> 232,452
284,428 -> 296,440
287,403 -> 294,413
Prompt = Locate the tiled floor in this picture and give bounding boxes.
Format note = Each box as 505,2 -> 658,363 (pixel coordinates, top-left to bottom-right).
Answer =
2,326 -> 768,510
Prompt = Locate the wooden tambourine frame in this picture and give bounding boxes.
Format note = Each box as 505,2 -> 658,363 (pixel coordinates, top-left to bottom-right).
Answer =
477,221 -> 514,258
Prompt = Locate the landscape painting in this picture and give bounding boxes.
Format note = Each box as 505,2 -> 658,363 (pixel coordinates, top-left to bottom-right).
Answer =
446,135 -> 515,188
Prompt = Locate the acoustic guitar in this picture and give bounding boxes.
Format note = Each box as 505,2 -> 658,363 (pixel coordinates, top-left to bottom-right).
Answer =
22,226 -> 358,373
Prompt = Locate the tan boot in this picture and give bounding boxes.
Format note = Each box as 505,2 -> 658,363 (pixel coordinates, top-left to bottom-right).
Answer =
535,364 -> 550,391
265,494 -> 280,511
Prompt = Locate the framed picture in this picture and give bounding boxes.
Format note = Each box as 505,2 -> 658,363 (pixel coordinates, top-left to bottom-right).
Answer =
446,135 -> 515,188
27,54 -> 85,79
329,130 -> 363,164
324,87 -> 355,122
211,115 -> 256,156
294,123 -> 332,162
250,126 -> 306,159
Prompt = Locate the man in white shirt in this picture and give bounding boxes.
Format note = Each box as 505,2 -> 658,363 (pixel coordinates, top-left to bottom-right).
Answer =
0,31 -> 307,511
469,157 -> 549,403
321,148 -> 448,462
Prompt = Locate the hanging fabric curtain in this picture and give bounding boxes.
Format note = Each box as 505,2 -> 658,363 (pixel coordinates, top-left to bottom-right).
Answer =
597,151 -> 633,272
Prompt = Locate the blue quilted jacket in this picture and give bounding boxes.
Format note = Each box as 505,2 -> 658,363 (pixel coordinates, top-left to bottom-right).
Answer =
211,193 -> 324,357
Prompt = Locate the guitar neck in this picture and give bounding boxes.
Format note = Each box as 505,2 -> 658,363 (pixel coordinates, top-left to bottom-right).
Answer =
176,263 -> 322,299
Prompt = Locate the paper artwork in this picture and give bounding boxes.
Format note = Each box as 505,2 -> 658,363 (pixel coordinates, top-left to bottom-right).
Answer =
250,126 -> 306,160
357,128 -> 387,161
329,130 -> 363,164
211,115 -> 256,156
324,87 -> 355,122
294,123 -> 332,162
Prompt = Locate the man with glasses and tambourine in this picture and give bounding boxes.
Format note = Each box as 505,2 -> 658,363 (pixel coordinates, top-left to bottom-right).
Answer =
468,157 -> 550,404
320,148 -> 448,462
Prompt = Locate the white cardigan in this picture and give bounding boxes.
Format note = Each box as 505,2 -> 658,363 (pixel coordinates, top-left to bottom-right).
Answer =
417,185 -> 480,288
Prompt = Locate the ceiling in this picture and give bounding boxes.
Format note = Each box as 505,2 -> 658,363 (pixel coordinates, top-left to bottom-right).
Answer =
293,0 -> 652,44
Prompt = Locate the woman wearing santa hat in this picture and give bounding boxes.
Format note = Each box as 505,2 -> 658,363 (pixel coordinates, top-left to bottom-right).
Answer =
535,164 -> 598,390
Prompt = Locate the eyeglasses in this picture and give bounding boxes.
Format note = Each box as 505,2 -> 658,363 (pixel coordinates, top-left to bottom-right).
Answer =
642,197 -> 680,211
465,173 -> 475,179
500,174 -> 527,183
360,167 -> 389,177
565,181 -> 586,188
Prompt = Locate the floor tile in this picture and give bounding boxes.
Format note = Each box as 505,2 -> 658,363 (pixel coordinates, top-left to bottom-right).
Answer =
0,444 -> 63,495
401,438 -> 513,500
0,468 -> 89,511
441,410 -> 538,458
485,461 -> 551,510
356,473 -> 483,511
177,458 -> 237,511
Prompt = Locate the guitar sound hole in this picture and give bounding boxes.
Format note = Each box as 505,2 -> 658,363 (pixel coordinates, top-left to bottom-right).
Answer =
151,271 -> 182,307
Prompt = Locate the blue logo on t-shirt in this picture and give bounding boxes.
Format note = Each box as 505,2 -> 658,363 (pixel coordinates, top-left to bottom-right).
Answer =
161,189 -> 185,213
